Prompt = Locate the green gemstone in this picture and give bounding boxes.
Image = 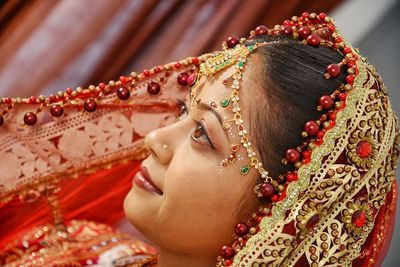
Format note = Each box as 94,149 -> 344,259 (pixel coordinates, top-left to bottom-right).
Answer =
238,61 -> 244,67
220,99 -> 230,107
248,45 -> 255,51
241,165 -> 250,175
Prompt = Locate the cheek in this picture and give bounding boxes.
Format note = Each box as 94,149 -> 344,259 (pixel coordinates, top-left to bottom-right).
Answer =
157,144 -> 251,249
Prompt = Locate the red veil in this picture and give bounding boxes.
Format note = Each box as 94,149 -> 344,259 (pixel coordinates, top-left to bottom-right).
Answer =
0,58 -> 199,265
0,40 -> 397,267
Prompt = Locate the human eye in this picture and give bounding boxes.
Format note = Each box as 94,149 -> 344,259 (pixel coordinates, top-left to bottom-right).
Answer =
191,120 -> 215,149
178,100 -> 189,120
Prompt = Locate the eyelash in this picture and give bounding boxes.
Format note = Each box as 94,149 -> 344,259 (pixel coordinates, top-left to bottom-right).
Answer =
178,101 -> 215,149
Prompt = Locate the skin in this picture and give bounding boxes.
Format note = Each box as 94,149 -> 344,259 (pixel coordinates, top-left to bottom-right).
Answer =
124,56 -> 264,266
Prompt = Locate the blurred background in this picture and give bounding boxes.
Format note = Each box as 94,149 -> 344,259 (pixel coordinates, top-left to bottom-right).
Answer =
0,0 -> 399,265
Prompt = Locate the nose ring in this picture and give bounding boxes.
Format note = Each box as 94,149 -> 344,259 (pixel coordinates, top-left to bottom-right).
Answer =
162,144 -> 169,149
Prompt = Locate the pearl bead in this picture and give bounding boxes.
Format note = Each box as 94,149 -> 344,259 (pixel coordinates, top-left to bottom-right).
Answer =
285,148 -> 300,163
298,26 -> 311,39
306,33 -> 320,47
24,112 -> 37,125
234,222 -> 249,236
319,95 -> 334,110
304,121 -> 319,136
260,182 -> 275,198
177,73 -> 189,86
326,64 -> 341,78
281,25 -> 292,35
147,82 -> 160,95
50,104 -> 64,117
255,25 -> 268,35
220,245 -> 235,259
84,99 -> 97,112
226,36 -> 239,49
117,87 -> 130,100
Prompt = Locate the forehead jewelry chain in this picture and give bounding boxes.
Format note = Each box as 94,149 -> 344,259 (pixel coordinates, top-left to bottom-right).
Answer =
199,44 -> 276,189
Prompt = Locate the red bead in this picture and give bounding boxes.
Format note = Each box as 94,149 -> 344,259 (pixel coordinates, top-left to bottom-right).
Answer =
302,12 -> 310,18
226,36 -> 239,49
334,36 -> 343,43
49,95 -> 57,103
66,87 -> 73,95
281,25 -> 292,35
283,20 -> 291,26
221,245 -> 235,259
192,57 -> 199,65
346,75 -> 355,85
318,12 -> 326,20
187,73 -> 196,86
319,95 -> 334,110
285,148 -> 300,163
84,99 -> 97,112
143,69 -> 150,77
328,25 -> 336,32
356,141 -> 372,158
343,47 -> 352,54
271,195 -> 279,202
4,97 -> 11,104
234,223 -> 249,236
298,26 -> 311,39
306,214 -> 320,228
326,64 -> 341,78
225,259 -> 233,266
286,173 -> 297,182
304,121 -> 319,136
255,25 -> 268,35
147,82 -> 160,95
98,83 -> 106,90
119,76 -> 127,83
0,116 -> 4,126
117,87 -> 130,100
177,73 -> 189,86
50,104 -> 64,117
302,150 -> 311,159
328,111 -> 337,121
174,62 -> 181,69
352,210 -> 366,228
24,112 -> 37,125
29,96 -> 37,104
154,66 -> 161,73
307,33 -> 320,47
260,182 -> 275,198
339,92 -> 347,101
317,130 -> 325,139
317,28 -> 330,39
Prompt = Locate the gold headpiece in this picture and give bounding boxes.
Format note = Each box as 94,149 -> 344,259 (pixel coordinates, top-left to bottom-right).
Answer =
192,12 -> 399,267
0,11 -> 398,267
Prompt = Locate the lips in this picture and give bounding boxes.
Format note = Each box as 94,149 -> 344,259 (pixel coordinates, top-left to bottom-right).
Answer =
133,166 -> 163,195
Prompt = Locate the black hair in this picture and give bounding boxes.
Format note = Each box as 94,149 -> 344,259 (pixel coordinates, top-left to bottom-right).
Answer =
247,35 -> 346,178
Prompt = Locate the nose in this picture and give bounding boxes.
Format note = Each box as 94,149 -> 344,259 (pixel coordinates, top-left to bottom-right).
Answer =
144,126 -> 174,165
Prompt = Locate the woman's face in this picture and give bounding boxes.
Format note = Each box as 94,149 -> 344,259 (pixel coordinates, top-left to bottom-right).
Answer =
124,61 -> 262,259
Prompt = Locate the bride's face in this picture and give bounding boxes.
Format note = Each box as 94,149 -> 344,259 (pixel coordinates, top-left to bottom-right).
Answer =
124,63 -> 261,258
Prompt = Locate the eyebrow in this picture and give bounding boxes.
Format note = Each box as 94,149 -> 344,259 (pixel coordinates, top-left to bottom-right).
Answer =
188,85 -> 222,125
188,86 -> 227,138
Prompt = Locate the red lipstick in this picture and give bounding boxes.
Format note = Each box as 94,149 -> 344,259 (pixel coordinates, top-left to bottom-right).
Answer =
133,166 -> 163,195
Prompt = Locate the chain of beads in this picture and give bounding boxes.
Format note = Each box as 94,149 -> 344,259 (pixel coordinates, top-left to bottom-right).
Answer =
216,11 -> 361,266
0,57 -> 203,127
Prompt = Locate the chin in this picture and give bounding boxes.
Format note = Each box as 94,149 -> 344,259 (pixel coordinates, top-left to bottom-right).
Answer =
123,186 -> 159,241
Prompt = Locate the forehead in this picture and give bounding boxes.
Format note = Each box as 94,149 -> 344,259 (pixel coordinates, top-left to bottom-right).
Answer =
192,58 -> 262,118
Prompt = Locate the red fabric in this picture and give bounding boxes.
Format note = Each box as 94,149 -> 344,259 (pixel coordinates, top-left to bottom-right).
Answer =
0,160 -> 142,249
360,181 -> 397,267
